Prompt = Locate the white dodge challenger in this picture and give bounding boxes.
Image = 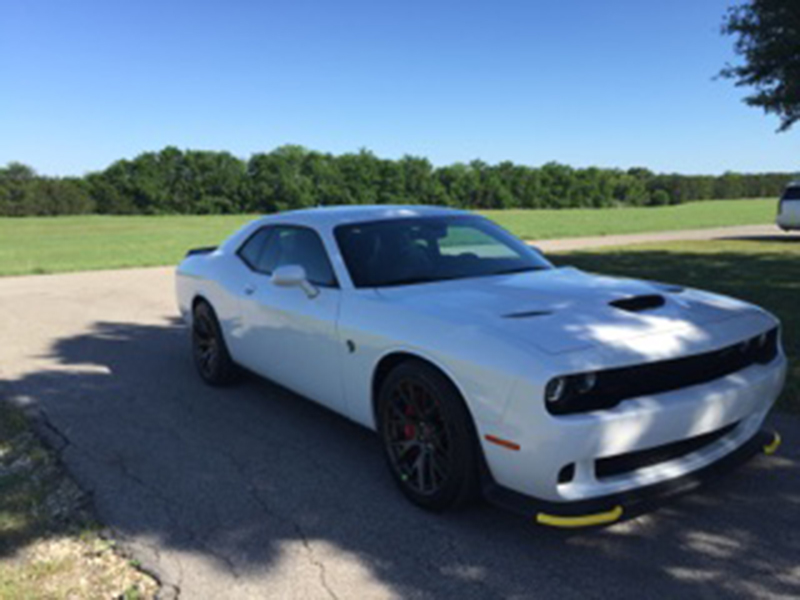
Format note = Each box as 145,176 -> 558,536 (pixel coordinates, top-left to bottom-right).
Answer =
176,206 -> 785,527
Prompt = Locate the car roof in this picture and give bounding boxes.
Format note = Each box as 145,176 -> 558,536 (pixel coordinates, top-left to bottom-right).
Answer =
220,205 -> 479,255
257,205 -> 470,228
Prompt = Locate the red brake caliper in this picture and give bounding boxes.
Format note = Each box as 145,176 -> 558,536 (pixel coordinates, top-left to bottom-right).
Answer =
404,404 -> 416,440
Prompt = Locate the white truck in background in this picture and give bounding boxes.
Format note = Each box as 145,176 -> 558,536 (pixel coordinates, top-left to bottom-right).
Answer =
777,182 -> 800,231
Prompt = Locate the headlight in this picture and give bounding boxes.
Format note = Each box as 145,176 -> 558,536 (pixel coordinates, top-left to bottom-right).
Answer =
575,372 -> 597,394
756,332 -> 768,348
545,377 -> 567,404
545,372 -> 598,408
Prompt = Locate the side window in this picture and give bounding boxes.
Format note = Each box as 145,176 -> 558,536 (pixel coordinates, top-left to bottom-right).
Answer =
258,227 -> 337,287
237,227 -> 273,270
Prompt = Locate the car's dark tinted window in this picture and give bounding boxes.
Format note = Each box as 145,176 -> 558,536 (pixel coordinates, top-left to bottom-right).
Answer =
258,226 -> 337,287
335,215 -> 552,288
782,186 -> 800,200
237,227 -> 273,270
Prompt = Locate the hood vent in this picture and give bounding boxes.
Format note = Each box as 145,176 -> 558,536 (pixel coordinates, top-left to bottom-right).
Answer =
503,310 -> 552,319
609,294 -> 665,313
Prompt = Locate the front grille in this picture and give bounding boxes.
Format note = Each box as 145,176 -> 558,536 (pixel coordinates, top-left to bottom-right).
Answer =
596,422 -> 739,479
548,327 -> 779,415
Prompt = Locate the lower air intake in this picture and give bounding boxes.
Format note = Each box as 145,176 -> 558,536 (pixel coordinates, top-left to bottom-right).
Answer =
595,422 -> 739,479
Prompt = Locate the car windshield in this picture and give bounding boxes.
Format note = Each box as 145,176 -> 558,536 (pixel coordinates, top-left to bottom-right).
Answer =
334,215 -> 553,288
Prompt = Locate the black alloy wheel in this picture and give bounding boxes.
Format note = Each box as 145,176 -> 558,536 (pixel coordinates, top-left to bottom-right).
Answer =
192,301 -> 238,386
378,360 -> 480,510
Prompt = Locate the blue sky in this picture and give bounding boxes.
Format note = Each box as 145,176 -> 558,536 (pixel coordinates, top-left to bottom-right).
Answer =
1,0 -> 798,176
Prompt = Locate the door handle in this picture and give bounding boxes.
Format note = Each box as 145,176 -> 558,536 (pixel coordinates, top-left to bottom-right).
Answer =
244,284 -> 256,296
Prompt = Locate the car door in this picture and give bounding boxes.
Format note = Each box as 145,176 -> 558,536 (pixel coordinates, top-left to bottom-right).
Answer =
236,225 -> 345,413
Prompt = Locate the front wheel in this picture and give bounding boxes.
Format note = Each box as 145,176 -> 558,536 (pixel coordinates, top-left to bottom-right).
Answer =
377,361 -> 480,511
192,301 -> 239,386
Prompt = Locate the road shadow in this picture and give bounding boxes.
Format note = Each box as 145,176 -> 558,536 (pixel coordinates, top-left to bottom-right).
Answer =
717,234 -> 800,243
1,314 -> 799,598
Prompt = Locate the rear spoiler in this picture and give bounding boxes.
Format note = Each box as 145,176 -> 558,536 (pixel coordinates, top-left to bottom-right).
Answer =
185,246 -> 217,258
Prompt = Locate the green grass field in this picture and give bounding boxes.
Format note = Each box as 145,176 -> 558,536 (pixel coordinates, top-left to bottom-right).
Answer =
0,199 -> 775,276
552,239 -> 800,413
485,198 -> 774,240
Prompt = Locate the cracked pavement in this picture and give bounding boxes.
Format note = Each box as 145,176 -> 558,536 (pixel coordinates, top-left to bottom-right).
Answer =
1,266 -> 799,599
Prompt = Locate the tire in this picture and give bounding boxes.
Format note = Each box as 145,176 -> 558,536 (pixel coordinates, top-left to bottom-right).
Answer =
192,301 -> 239,386
377,360 -> 480,511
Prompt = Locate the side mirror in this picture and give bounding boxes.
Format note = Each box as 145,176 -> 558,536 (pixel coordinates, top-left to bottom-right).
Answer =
271,265 -> 319,298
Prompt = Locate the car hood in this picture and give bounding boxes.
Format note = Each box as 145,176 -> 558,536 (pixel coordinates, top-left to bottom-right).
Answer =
375,267 -> 764,355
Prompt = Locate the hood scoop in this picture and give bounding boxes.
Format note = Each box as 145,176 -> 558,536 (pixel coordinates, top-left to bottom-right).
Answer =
609,294 -> 665,313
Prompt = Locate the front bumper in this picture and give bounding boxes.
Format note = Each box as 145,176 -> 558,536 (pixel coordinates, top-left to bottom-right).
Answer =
481,353 -> 786,504
483,428 -> 781,527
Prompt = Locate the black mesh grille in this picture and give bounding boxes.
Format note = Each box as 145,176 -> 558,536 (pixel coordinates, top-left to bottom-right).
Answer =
548,327 -> 779,415
596,422 -> 739,479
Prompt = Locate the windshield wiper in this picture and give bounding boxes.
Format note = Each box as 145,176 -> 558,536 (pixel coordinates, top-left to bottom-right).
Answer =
378,275 -> 447,287
376,266 -> 546,287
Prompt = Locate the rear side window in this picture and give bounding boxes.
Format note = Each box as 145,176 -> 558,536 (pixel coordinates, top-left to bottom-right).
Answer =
237,228 -> 273,270
782,186 -> 800,200
238,225 -> 337,287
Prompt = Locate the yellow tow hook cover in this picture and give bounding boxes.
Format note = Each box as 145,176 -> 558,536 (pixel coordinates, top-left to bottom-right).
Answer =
536,505 -> 623,528
763,431 -> 781,455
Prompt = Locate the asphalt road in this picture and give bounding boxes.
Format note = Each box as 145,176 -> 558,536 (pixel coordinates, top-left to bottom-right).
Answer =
1,264 -> 799,599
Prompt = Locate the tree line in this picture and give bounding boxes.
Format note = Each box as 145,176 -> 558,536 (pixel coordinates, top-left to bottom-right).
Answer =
0,145 -> 795,216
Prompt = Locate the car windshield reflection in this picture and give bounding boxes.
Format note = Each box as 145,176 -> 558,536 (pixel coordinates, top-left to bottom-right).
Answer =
334,215 -> 553,288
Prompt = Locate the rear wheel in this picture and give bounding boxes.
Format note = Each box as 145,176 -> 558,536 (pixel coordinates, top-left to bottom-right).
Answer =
192,301 -> 239,386
377,360 -> 480,511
